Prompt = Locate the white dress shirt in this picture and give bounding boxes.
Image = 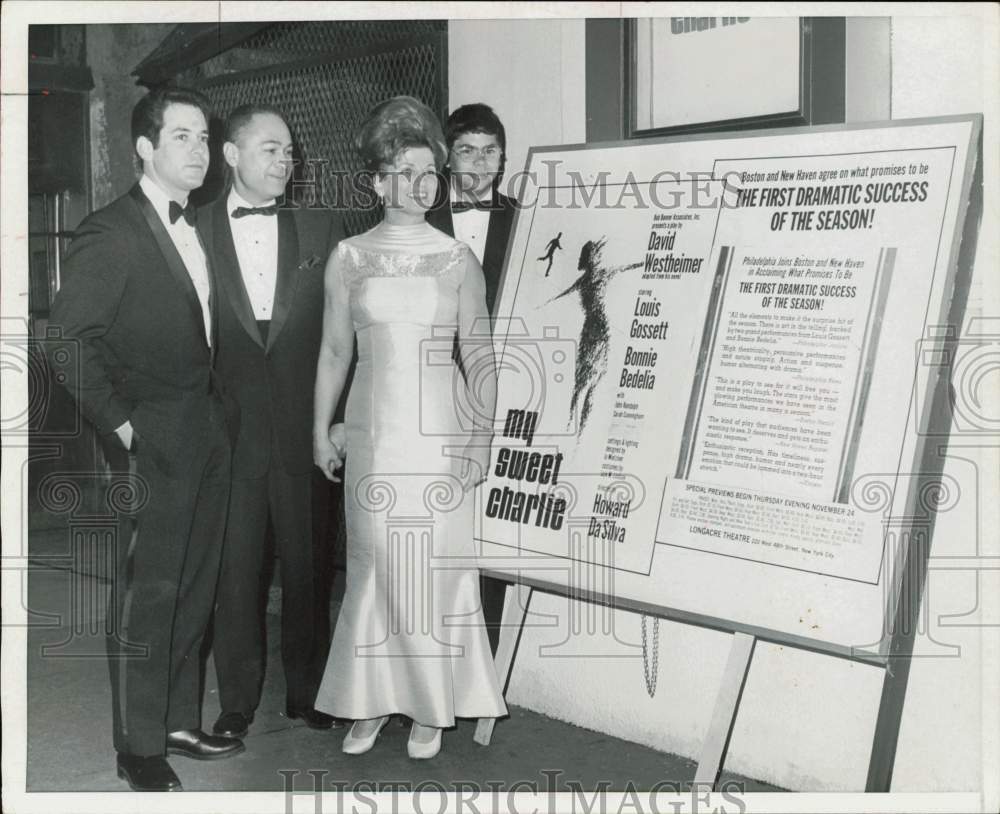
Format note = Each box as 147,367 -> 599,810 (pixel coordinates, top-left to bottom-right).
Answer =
227,189 -> 280,320
450,189 -> 490,265
139,174 -> 212,345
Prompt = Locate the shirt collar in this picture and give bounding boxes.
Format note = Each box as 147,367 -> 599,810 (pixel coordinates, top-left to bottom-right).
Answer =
139,174 -> 187,226
228,187 -> 278,216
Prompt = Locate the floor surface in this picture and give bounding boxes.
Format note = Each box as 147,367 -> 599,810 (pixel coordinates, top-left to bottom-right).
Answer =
20,526 -> 782,795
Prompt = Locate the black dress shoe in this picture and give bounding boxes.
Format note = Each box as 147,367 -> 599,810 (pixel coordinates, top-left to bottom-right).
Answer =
116,753 -> 182,791
213,711 -> 253,739
285,705 -> 346,729
166,728 -> 245,760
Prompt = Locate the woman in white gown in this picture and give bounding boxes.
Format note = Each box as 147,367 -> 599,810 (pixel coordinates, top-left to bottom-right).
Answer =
312,96 -> 507,759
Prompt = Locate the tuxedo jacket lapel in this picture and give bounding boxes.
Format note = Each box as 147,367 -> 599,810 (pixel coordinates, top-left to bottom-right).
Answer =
212,197 -> 265,350
482,194 -> 515,314
483,208 -> 508,273
196,222 -> 221,362
129,185 -> 210,350
267,209 -> 299,353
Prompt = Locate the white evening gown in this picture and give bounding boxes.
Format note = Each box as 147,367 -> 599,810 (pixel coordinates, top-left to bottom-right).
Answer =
314,222 -> 507,727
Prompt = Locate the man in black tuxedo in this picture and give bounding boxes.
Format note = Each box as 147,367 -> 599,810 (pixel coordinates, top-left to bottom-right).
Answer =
426,103 -> 516,655
427,103 -> 516,324
198,105 -> 346,740
47,87 -> 244,792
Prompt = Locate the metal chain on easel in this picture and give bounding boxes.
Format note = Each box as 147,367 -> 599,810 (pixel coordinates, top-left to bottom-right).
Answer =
641,613 -> 660,697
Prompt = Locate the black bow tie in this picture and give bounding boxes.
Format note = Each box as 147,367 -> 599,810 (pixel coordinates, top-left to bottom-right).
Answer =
168,200 -> 196,226
232,204 -> 279,219
451,199 -> 494,214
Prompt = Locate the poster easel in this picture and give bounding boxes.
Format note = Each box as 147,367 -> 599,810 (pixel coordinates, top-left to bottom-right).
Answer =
469,114 -> 983,791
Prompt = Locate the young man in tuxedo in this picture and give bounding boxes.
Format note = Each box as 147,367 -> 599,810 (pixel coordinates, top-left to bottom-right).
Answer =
426,103 -> 516,656
426,103 -> 516,322
198,105 -> 346,741
48,87 -> 244,792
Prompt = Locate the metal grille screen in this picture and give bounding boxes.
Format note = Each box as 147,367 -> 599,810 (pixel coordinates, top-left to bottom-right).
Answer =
196,29 -> 446,235
236,20 -> 445,54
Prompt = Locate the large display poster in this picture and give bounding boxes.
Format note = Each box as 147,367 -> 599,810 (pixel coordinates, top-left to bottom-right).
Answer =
476,116 -> 981,655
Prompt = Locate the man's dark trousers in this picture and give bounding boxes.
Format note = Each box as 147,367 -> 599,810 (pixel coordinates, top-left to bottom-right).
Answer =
107,399 -> 231,755
212,432 -> 326,712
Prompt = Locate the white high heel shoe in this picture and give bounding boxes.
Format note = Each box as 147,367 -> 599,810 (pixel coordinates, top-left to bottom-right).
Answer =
342,716 -> 389,755
407,722 -> 442,759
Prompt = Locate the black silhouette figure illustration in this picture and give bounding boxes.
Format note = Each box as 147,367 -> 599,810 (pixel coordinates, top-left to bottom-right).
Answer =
538,232 -> 563,276
547,237 -> 642,435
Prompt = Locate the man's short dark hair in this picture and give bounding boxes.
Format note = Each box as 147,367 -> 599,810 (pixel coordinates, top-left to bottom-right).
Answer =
130,86 -> 213,156
444,103 -> 506,153
224,103 -> 290,144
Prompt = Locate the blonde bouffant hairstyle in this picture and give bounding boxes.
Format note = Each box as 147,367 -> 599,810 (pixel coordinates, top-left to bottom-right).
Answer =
355,95 -> 448,173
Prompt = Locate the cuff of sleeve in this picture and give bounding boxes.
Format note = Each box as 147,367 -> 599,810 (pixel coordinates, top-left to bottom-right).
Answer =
95,397 -> 133,437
